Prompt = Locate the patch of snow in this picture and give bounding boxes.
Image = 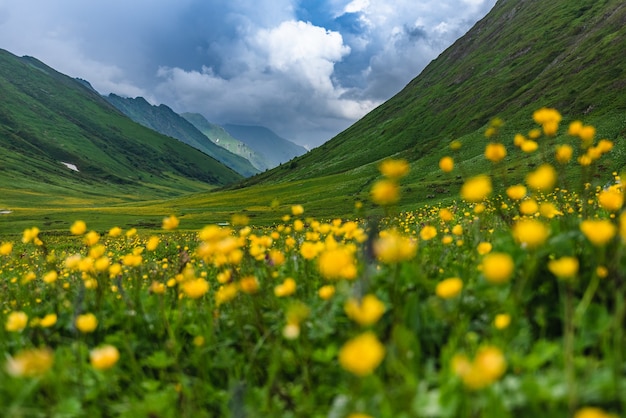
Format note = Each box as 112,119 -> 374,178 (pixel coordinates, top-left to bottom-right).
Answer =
61,162 -> 79,172
0,210 -> 12,215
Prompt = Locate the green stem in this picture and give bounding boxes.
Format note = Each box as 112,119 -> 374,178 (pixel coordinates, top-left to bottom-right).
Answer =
562,281 -> 577,414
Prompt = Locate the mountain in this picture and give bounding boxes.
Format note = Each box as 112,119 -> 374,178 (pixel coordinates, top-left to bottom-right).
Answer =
104,95 -> 259,177
244,0 -> 626,185
181,112 -> 273,172
222,124 -> 308,168
0,48 -> 242,207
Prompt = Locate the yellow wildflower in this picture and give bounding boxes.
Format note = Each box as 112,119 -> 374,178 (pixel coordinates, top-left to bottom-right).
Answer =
439,208 -> 454,222
513,219 -> 550,249
506,184 -> 527,200
598,187 -> 623,212
420,225 -> 438,241
533,107 -> 561,136
162,215 -> 180,230
274,277 -> 297,297
39,313 -> 57,328
379,159 -> 410,179
5,311 -> 28,332
580,219 -> 616,246
239,275 -> 260,294
0,242 -> 13,255
461,175 -> 492,202
439,156 -> 454,172
370,179 -> 400,205
484,143 -> 507,163
6,348 -> 53,377
460,346 -> 507,390
494,314 -> 511,330
318,285 -> 336,300
548,257 -> 579,279
75,313 -> 98,333
146,236 -> 160,251
84,231 -> 100,246
482,252 -> 515,284
108,226 -> 122,237
215,283 -> 239,306
521,140 -> 539,153
574,407 -> 613,418
374,230 -> 417,262
526,164 -> 557,192
555,144 -> 573,164
42,270 -> 58,284
182,278 -> 209,299
318,246 -> 357,280
90,345 -> 120,370
338,332 -> 386,376
476,242 -> 492,255
344,294 -> 386,326
519,199 -> 539,216
70,220 -> 87,235
436,277 -> 463,299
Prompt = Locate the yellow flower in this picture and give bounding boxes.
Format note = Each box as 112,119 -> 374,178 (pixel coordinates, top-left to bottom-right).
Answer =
555,144 -> 573,164
579,125 -> 596,143
39,313 -> 57,328
452,224 -> 463,236
22,226 -> 41,244
461,346 -> 507,390
0,242 -> 13,255
5,311 -> 28,332
574,407 -> 613,418
439,208 -> 454,222
370,180 -> 400,205
439,156 -> 454,172
90,345 -> 120,370
436,277 -> 463,299
162,215 -> 180,230
568,120 -> 583,136
379,159 -> 410,179
533,107 -> 561,136
520,140 -> 539,153
506,184 -> 527,200
274,277 -> 297,297
347,414 -> 374,418
108,226 -> 122,237
374,230 -> 417,263
239,275 -> 260,294
84,231 -> 100,246
461,175 -> 492,203
526,164 -> 557,192
42,270 -> 58,284
70,220 -> 87,235
539,202 -> 560,219
215,283 -> 239,306
6,348 -> 54,377
598,187 -> 623,212
484,143 -> 507,163
419,225 -> 438,241
318,246 -> 357,280
318,285 -> 336,300
548,257 -> 579,279
519,199 -> 539,216
476,242 -> 492,255
344,294 -> 386,326
482,252 -> 514,284
494,314 -> 511,329
182,278 -> 210,299
580,219 -> 616,246
338,332 -> 385,376
291,204 -> 304,216
513,219 -> 550,249
75,313 -> 98,333
146,236 -> 160,251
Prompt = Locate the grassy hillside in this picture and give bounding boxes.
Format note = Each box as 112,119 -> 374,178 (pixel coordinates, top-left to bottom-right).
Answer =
105,95 -> 259,177
0,49 -> 243,210
181,112 -> 273,171
241,0 -> 626,185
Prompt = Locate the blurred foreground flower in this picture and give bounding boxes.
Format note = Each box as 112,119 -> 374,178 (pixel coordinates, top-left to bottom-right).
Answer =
6,348 -> 53,377
90,345 -> 120,370
5,311 -> 28,332
345,294 -> 386,326
452,346 -> 507,390
339,332 -> 385,376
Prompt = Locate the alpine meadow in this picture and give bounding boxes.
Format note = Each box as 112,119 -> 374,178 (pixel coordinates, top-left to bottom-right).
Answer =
1,0 -> 626,417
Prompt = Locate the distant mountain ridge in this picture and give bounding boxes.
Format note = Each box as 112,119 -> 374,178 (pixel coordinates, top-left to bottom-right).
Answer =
180,113 -> 273,172
105,94 -> 259,177
222,123 -> 307,168
0,48 -> 242,206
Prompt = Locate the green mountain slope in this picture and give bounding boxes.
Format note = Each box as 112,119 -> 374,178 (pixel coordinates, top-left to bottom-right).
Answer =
181,112 -> 273,172
105,95 -> 259,177
0,49 -> 243,208
223,124 -> 308,168
244,0 -> 626,185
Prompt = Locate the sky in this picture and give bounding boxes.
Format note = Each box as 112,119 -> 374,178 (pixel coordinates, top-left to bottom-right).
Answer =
0,0 -> 497,148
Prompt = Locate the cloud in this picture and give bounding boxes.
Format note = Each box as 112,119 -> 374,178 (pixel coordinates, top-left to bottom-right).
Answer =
0,0 -> 497,147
